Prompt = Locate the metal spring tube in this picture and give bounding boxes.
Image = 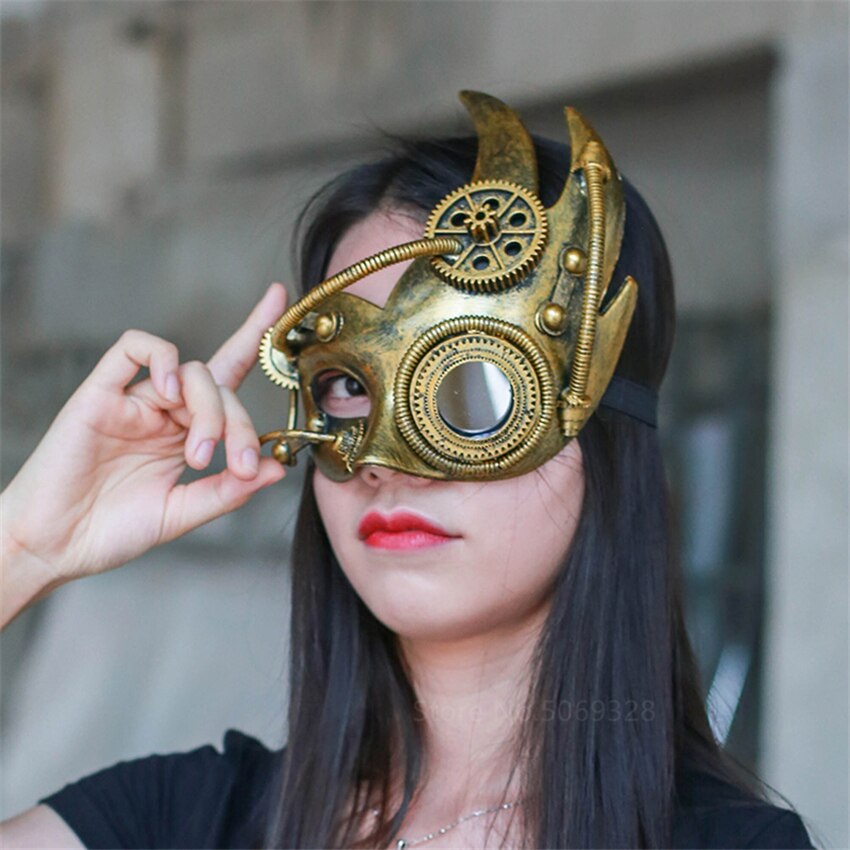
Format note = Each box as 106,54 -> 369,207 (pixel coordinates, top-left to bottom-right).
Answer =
565,159 -> 606,405
270,237 -> 463,350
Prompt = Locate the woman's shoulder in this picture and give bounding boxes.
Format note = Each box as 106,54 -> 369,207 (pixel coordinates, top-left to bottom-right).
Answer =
672,763 -> 815,849
38,728 -> 285,849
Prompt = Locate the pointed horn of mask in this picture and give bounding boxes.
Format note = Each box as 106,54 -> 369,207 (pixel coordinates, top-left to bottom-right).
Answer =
459,90 -> 538,193
547,107 -> 625,305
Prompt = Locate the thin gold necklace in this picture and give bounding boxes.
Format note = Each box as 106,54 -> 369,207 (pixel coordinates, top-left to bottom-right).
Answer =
370,799 -> 523,849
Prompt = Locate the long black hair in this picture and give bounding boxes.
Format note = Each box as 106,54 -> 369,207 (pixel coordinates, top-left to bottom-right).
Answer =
260,134 -> 783,848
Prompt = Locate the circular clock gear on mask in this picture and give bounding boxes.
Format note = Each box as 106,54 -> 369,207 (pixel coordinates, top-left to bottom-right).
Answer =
424,180 -> 548,293
259,328 -> 300,390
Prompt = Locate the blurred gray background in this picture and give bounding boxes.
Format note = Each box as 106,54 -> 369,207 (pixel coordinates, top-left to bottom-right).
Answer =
1,1 -> 847,846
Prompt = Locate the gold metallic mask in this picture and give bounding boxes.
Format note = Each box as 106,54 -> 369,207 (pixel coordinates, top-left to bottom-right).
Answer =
258,91 -> 638,482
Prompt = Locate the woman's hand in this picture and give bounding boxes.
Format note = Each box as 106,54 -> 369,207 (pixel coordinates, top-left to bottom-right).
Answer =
1,283 -> 289,621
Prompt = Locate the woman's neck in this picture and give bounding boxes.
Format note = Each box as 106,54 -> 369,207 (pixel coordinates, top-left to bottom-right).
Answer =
395,600 -> 548,813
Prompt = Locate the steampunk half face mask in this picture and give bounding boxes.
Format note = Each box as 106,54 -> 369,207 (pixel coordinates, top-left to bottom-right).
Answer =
258,91 -> 657,482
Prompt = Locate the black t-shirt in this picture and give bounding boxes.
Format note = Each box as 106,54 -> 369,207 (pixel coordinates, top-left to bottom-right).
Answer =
39,729 -> 816,849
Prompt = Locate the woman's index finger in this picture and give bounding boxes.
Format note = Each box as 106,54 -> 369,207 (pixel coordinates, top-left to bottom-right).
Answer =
206,282 -> 289,390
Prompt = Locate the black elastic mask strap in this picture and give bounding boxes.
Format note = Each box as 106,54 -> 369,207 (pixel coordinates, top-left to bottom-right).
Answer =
598,376 -> 658,427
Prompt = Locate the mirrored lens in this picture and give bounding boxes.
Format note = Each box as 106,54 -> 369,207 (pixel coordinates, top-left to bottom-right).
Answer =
436,361 -> 513,437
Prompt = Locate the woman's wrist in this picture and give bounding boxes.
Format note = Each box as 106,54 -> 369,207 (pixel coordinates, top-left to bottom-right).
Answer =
0,529 -> 66,630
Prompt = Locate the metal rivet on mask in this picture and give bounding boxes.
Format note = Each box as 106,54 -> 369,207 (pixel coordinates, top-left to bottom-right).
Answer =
315,312 -> 342,342
562,247 -> 587,275
535,302 -> 567,336
272,441 -> 294,465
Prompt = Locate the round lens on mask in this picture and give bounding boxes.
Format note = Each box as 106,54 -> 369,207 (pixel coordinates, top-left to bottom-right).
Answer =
395,316 -> 556,477
436,361 -> 513,437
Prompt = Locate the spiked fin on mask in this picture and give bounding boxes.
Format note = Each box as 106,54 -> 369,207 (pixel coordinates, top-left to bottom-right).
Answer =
459,90 -> 538,193
544,108 -> 626,306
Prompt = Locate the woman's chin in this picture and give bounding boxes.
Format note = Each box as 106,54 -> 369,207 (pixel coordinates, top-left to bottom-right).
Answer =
360,587 -> 539,644
380,610 -> 497,643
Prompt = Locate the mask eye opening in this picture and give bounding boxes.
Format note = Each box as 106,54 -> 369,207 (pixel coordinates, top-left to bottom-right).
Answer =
311,367 -> 372,421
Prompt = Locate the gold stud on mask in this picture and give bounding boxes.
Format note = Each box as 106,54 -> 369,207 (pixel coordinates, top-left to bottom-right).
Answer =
257,91 -> 642,481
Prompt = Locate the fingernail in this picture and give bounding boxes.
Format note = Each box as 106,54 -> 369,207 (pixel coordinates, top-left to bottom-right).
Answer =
194,439 -> 215,466
241,447 -> 259,474
165,373 -> 180,402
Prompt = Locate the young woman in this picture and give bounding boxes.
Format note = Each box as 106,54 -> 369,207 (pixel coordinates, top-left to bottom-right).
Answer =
0,94 -> 816,849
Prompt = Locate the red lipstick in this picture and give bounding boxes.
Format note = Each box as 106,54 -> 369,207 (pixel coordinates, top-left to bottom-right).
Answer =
358,510 -> 460,550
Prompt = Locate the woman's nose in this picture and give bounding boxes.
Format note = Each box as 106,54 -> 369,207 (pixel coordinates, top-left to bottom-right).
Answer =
358,464 -> 432,488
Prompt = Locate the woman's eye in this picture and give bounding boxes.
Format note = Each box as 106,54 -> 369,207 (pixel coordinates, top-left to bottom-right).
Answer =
314,371 -> 371,418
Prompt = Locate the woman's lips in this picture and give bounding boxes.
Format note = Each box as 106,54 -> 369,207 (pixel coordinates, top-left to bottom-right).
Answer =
358,510 -> 460,550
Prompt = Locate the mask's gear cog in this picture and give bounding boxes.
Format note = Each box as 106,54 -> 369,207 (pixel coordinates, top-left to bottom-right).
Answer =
425,180 -> 548,292
259,328 -> 300,390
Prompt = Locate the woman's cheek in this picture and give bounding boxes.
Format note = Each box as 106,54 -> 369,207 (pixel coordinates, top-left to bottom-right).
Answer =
312,472 -> 359,560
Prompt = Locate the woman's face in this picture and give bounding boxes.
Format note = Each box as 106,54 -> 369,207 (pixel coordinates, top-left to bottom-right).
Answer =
312,208 -> 585,642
